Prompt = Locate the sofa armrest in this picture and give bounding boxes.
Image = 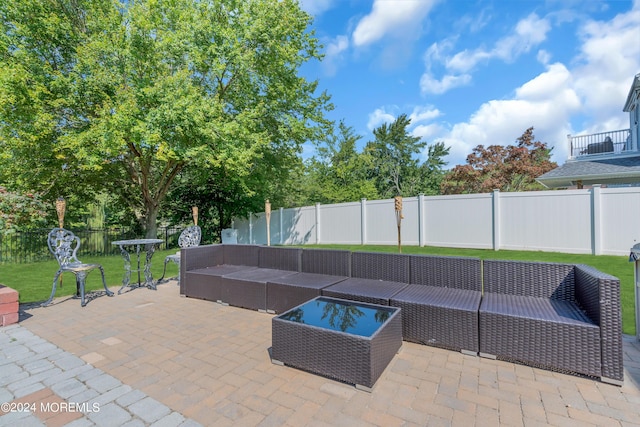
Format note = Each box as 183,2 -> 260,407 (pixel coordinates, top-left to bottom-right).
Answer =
182,244 -> 224,272
574,264 -> 623,383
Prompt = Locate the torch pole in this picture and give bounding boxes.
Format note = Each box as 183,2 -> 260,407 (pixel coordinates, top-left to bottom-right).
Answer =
265,200 -> 272,246
394,196 -> 403,253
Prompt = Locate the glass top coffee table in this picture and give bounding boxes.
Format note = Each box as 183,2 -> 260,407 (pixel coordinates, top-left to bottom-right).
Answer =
271,296 -> 402,391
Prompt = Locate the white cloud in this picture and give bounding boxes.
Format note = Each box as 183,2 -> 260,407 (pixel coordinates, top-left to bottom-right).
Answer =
412,123 -> 444,141
446,13 -> 551,74
572,3 -> 640,130
420,13 -> 552,95
536,49 -> 552,65
454,9 -> 491,34
409,105 -> 442,124
366,105 -> 441,134
298,0 -> 335,16
434,63 -> 581,166
424,39 -> 456,64
432,3 -> 640,168
515,63 -> 574,101
420,73 -> 471,95
445,50 -> 492,74
322,35 -> 350,76
495,13 -> 551,61
352,0 -> 438,47
367,108 -> 396,131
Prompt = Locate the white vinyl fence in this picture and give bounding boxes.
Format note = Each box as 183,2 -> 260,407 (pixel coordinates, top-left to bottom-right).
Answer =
232,186 -> 640,256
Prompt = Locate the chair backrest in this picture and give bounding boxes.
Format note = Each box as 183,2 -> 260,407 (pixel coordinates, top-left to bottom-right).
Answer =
47,228 -> 81,268
178,225 -> 201,249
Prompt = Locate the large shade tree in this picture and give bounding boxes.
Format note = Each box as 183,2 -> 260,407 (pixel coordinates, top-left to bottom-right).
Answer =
303,121 -> 379,204
364,114 -> 450,198
0,0 -> 331,237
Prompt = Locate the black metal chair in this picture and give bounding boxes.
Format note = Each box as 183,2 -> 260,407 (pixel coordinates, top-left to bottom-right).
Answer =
45,228 -> 113,307
158,225 -> 202,284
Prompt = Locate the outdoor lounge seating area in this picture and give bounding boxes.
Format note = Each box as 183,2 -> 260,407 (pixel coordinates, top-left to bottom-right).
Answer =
181,244 -> 623,385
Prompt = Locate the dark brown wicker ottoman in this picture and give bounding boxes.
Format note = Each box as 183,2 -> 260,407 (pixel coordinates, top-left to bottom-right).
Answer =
271,296 -> 402,391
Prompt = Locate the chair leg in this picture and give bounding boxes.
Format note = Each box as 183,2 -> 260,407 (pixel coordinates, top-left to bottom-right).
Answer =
75,272 -> 88,307
98,266 -> 114,297
158,257 -> 170,283
43,270 -> 62,307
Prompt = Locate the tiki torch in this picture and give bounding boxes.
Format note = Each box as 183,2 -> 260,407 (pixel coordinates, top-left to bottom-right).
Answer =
55,197 -> 66,229
192,206 -> 199,226
265,199 -> 272,246
394,196 -> 404,253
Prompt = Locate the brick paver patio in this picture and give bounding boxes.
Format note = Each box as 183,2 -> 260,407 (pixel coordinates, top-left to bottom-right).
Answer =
2,280 -> 640,426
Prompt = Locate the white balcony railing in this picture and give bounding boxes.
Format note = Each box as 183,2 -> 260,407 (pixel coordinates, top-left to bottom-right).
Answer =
568,129 -> 631,159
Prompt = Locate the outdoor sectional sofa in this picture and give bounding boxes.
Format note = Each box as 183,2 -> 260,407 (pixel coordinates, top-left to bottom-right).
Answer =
180,244 -> 623,384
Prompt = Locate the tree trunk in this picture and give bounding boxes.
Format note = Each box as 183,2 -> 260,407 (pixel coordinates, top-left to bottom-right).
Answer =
145,203 -> 159,239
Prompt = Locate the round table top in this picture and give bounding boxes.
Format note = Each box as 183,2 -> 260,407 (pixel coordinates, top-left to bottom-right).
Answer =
112,239 -> 163,246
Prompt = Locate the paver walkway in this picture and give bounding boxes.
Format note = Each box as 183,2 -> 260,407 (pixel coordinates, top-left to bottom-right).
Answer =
2,280 -> 639,426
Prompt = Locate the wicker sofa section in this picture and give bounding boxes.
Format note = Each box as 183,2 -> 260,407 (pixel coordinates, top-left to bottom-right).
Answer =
479,260 -> 623,385
183,245 -> 302,311
182,244 -> 259,302
266,249 -> 351,314
321,252 -> 410,305
217,246 -> 302,310
390,255 -> 482,354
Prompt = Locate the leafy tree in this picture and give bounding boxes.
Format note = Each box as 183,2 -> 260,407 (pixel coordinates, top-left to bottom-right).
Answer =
0,0 -> 331,237
364,114 -> 449,198
0,187 -> 48,233
303,121 -> 379,204
441,127 -> 557,194
0,0 -> 99,205
419,141 -> 450,195
164,149 -> 305,243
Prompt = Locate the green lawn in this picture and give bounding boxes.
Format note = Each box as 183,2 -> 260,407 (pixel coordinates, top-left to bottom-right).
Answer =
1,244 -> 635,336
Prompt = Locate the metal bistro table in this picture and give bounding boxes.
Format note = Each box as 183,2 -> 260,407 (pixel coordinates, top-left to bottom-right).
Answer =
112,239 -> 163,294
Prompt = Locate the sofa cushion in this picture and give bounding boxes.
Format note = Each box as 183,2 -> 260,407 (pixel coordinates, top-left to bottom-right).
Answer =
480,293 -> 596,326
266,272 -> 348,314
322,277 -> 408,306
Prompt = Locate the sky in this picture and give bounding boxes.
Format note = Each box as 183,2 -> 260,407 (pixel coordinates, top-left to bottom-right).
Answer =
297,0 -> 640,168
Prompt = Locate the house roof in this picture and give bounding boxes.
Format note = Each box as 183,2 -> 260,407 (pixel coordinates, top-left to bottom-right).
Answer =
536,155 -> 640,188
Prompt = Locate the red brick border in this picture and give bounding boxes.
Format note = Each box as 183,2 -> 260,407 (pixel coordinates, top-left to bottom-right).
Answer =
0,285 -> 19,326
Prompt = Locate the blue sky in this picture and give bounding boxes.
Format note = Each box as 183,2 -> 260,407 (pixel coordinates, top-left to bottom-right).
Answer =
297,0 -> 640,167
